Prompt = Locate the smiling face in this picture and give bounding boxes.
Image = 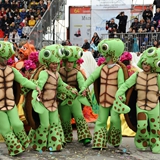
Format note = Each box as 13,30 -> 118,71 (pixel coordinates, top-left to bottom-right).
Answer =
49,62 -> 58,73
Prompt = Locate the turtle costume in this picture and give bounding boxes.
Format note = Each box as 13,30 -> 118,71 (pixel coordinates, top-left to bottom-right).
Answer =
30,44 -> 77,152
113,47 -> 160,153
58,46 -> 92,145
80,38 -> 126,149
0,41 -> 40,156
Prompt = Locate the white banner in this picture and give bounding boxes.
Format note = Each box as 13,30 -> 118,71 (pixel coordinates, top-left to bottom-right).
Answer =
91,0 -> 132,9
69,6 -> 91,47
91,9 -> 131,38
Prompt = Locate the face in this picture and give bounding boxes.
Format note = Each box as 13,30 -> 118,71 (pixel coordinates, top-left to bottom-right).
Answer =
49,62 -> 58,72
0,56 -> 8,66
65,61 -> 74,70
142,62 -> 151,72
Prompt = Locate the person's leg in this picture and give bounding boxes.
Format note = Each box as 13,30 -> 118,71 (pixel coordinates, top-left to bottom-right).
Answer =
8,106 -> 30,149
47,110 -> 64,151
71,99 -> 92,144
92,106 -> 109,149
108,106 -> 122,147
58,104 -> 73,142
0,110 -> 25,156
32,108 -> 49,151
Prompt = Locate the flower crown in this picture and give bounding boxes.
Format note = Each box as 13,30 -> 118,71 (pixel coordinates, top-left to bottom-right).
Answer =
76,58 -> 84,65
24,59 -> 36,70
97,57 -> 105,66
28,51 -> 39,63
120,51 -> 132,62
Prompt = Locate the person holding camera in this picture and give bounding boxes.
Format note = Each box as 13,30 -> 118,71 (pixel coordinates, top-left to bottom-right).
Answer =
116,12 -> 128,33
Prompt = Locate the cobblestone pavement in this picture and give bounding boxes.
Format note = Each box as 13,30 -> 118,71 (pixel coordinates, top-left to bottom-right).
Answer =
0,123 -> 159,160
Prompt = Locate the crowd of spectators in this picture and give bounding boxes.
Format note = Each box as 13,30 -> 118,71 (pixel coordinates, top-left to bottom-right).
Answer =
0,0 -> 51,45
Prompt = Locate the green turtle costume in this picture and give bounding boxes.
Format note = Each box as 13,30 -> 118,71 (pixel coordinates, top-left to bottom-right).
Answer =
30,44 -> 77,152
58,46 -> 92,145
0,41 -> 40,156
113,47 -> 160,153
80,39 -> 126,149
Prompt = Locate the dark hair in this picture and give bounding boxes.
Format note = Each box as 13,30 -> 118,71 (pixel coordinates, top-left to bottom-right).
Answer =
122,60 -> 130,66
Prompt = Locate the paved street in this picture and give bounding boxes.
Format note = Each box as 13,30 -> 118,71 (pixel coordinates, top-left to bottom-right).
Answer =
0,123 -> 159,160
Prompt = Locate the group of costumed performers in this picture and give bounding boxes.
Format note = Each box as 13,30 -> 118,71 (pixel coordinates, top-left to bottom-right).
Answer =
1,38 -> 160,156
0,41 -> 41,156
113,47 -> 160,153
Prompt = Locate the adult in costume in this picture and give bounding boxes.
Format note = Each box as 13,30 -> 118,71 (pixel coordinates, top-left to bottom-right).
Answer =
0,41 -> 41,156
113,47 -> 160,153
58,46 -> 92,145
80,38 -> 126,149
29,44 -> 78,152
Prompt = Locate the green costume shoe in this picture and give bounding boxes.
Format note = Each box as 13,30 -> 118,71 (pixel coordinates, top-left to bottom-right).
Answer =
76,117 -> 92,143
47,122 -> 63,152
3,132 -> 25,156
15,129 -> 30,149
32,125 -> 49,152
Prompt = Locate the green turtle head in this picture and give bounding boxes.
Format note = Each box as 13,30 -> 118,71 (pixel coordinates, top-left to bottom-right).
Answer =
63,46 -> 83,62
98,38 -> 124,62
137,47 -> 160,72
0,41 -> 15,59
39,44 -> 64,66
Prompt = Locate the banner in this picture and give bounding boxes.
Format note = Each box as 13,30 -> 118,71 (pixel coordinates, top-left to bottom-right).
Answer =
69,6 -> 91,46
91,0 -> 132,9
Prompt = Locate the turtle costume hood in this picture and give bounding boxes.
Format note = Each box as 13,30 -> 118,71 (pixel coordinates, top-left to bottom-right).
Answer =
38,44 -> 64,67
97,38 -> 125,63
137,47 -> 160,73
0,41 -> 15,59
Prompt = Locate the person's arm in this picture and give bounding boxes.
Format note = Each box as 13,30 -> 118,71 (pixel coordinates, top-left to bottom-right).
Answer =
80,65 -> 103,92
77,71 -> 85,90
12,67 -> 39,90
117,67 -> 125,89
36,70 -> 48,90
115,72 -> 138,98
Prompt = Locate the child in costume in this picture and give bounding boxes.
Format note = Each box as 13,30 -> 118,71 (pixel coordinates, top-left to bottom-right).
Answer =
80,38 -> 126,149
0,41 -> 41,156
30,44 -> 78,152
113,47 -> 160,153
58,46 -> 92,145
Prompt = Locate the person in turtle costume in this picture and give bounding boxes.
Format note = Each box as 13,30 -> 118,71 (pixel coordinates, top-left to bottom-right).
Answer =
0,41 -> 41,156
80,38 -> 127,149
113,47 -> 160,153
30,44 -> 78,152
58,46 -> 92,145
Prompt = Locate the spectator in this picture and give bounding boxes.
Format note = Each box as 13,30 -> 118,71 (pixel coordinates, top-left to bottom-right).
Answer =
82,39 -> 90,51
90,32 -> 100,47
153,8 -> 160,22
28,15 -> 36,28
3,0 -> 11,10
142,5 -> 153,22
106,18 -> 118,33
37,0 -> 47,10
17,25 -> 23,38
6,8 -> 14,23
65,39 -> 72,46
20,8 -> 27,20
26,8 -> 34,19
116,11 -> 128,33
130,17 -> 140,32
138,19 -> 146,30
21,21 -> 31,39
9,21 -> 17,32
9,28 -> 20,45
29,0 -> 38,10
14,14 -> 23,28
10,0 -> 18,11
1,14 -> 10,31
0,7 -> 6,19
153,0 -> 160,10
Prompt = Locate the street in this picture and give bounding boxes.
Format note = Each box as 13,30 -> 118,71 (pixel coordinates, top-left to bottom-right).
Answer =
0,123 -> 159,160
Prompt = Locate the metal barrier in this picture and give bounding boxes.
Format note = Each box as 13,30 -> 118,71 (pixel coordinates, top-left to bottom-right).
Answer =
101,32 -> 159,52
28,0 -> 65,49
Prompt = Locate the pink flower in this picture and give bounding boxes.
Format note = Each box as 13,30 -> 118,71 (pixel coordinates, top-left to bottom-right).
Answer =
120,52 -> 132,62
7,58 -> 14,65
97,57 -> 105,66
77,58 -> 84,64
28,51 -> 39,63
24,59 -> 36,70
